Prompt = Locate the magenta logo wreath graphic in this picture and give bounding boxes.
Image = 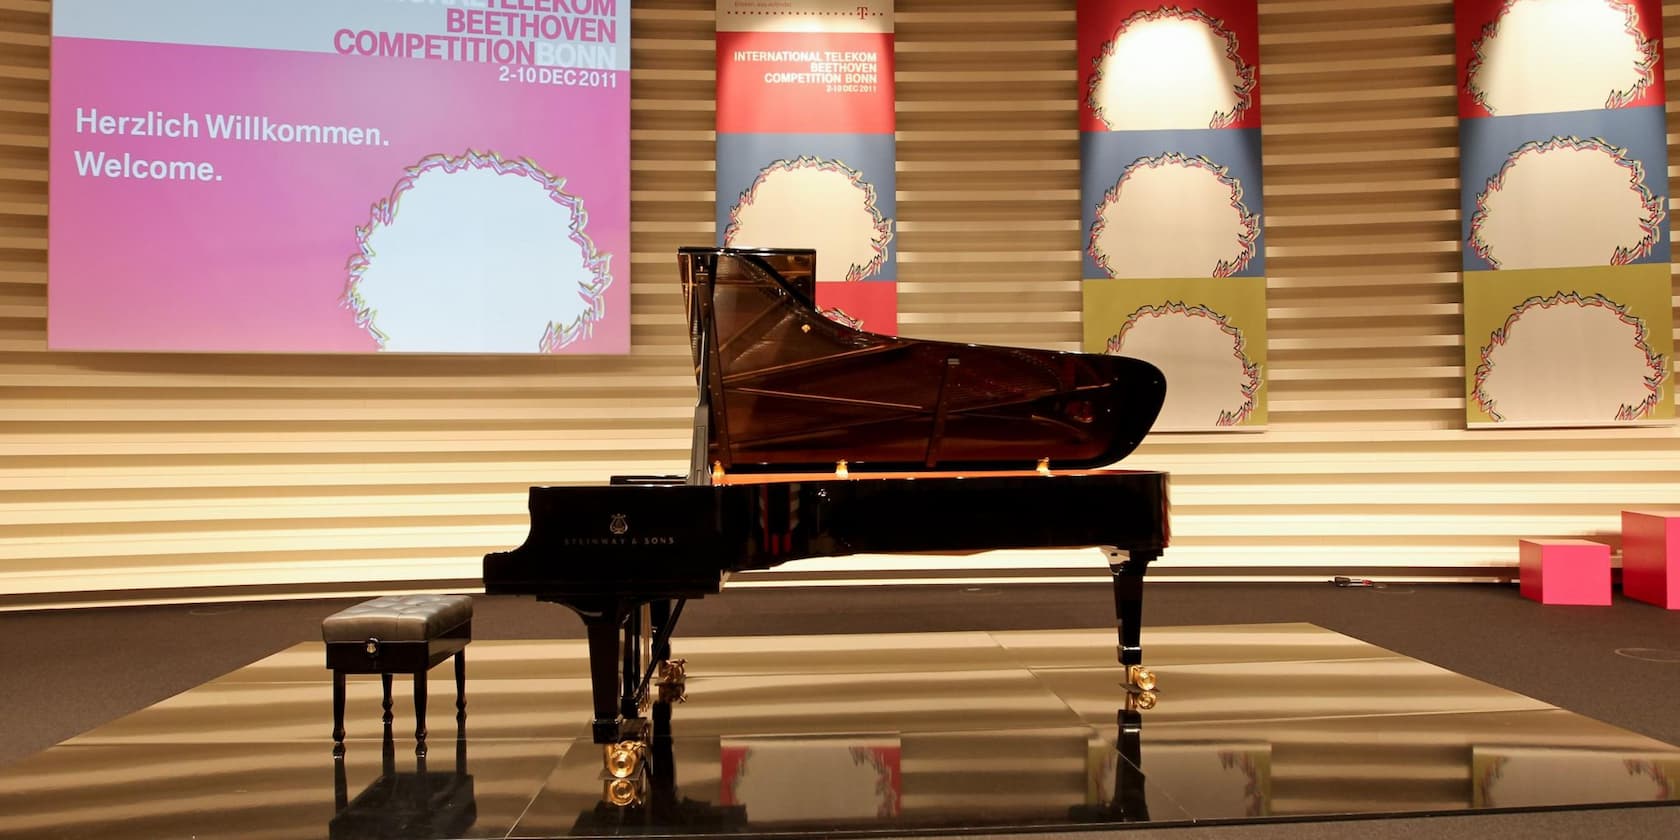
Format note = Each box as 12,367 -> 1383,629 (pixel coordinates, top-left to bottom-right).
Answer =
1474,292 -> 1663,422
1090,153 -> 1258,279
724,156 -> 893,283
1470,136 -> 1663,270
1466,0 -> 1658,116
343,150 -> 612,353
1087,7 -> 1255,130
1107,302 -> 1260,427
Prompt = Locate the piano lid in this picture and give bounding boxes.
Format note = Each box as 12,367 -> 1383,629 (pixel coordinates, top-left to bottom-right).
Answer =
679,247 -> 1166,475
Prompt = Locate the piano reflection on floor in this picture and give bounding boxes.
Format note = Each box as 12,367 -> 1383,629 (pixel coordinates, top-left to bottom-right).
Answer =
484,247 -> 1171,752
570,693 -> 1235,832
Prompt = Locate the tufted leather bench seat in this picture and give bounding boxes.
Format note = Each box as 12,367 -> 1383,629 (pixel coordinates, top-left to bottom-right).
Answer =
323,594 -> 472,756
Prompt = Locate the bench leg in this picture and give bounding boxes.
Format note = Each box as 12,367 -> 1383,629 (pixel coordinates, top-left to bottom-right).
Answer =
331,670 -> 347,757
414,670 -> 428,756
380,673 -> 394,725
454,650 -> 467,722
334,746 -> 349,809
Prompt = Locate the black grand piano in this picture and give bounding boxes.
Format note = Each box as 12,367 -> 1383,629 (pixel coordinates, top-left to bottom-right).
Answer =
484,247 -> 1169,753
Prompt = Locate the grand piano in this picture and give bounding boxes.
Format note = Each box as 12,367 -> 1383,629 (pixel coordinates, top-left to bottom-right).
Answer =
484,247 -> 1170,755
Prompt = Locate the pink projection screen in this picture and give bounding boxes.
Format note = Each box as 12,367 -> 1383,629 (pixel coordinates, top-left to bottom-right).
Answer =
48,0 -> 630,354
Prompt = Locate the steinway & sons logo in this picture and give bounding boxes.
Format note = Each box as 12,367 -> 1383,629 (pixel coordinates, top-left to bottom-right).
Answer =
560,513 -> 677,547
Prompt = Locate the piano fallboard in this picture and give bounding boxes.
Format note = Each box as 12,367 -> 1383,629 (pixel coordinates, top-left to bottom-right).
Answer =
482,469 -> 1168,600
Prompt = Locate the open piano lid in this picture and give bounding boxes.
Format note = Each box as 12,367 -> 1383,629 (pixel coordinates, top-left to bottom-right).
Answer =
679,247 -> 1166,476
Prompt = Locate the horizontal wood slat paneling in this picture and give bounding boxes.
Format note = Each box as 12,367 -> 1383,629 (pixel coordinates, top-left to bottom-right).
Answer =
0,0 -> 1677,607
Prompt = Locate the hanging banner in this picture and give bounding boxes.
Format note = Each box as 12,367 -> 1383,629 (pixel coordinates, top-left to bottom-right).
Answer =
1456,0 -> 1673,426
716,0 -> 897,333
1077,1 -> 1267,431
49,0 -> 631,354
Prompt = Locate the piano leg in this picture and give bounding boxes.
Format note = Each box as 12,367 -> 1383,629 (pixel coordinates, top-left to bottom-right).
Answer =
1067,692 -> 1151,822
567,596 -> 693,744
649,698 -> 676,813
1111,702 -> 1150,820
1106,548 -> 1157,691
580,603 -> 648,744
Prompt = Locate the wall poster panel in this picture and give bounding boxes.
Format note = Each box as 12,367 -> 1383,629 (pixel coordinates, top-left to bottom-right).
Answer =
715,0 -> 897,333
1077,1 -> 1266,432
49,0 -> 632,354
1457,0 -> 1674,426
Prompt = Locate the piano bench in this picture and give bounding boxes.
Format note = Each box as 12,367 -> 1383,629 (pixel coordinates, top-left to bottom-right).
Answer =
322,594 -> 472,757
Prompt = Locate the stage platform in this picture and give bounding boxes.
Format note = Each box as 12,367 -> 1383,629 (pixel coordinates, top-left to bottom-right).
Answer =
0,621 -> 1676,838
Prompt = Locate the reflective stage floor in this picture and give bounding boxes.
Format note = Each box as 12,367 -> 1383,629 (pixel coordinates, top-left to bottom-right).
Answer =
1,622 -> 1676,838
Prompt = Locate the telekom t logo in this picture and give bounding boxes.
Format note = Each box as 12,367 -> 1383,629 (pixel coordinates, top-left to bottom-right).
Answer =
856,5 -> 870,19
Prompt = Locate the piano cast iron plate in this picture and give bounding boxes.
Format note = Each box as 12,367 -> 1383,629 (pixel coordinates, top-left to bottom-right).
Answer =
1,623 -> 1676,838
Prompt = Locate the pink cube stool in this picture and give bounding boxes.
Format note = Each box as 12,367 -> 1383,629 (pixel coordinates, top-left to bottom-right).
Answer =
1518,539 -> 1610,606
1621,511 -> 1680,609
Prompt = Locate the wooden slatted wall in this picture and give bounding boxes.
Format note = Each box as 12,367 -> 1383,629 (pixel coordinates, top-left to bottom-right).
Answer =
1,0 -> 1678,607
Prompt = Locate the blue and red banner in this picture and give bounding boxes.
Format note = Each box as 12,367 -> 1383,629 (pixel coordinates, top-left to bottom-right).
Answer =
716,0 -> 896,333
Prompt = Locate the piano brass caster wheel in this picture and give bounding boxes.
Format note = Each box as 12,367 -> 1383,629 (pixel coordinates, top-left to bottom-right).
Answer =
654,658 -> 687,684
604,776 -> 645,808
1128,689 -> 1158,712
1127,665 -> 1157,692
604,740 -> 648,779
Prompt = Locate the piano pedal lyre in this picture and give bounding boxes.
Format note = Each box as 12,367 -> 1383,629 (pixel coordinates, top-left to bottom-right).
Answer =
653,658 -> 688,705
835,459 -> 849,478
1036,457 -> 1051,476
